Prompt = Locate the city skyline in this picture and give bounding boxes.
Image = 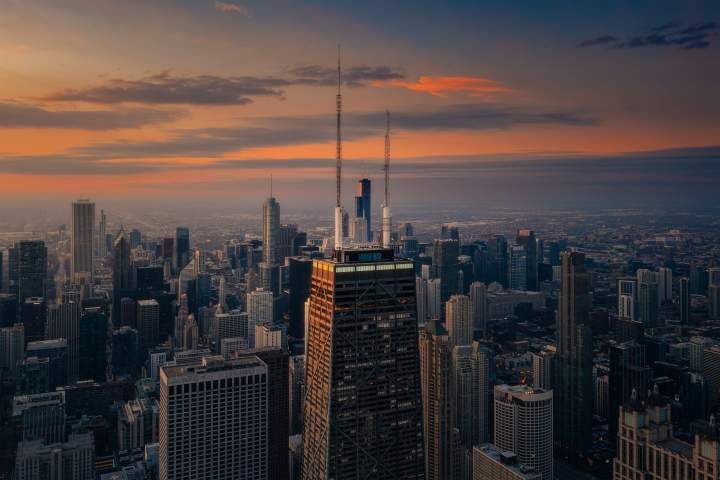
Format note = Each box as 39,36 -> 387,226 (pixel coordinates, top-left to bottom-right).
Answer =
1,1 -> 719,210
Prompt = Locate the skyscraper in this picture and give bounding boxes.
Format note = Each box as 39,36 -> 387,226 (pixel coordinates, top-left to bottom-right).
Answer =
302,248 -> 424,479
354,178 -> 372,242
617,277 -> 637,321
658,267 -> 672,303
78,307 -> 107,382
137,299 -> 160,354
0,323 -> 24,371
420,319 -> 454,480
680,277 -> 690,324
46,301 -> 81,382
97,209 -> 107,257
531,347 -> 555,391
554,251 -> 593,457
21,297 -> 46,345
247,288 -> 273,347
175,227 -> 190,272
637,281 -> 659,328
507,245 -> 527,291
112,229 -> 131,326
516,229 -> 538,291
494,384 -> 553,480
26,338 -> 68,390
288,257 -> 312,339
159,355 -> 268,480
71,199 -> 95,281
263,196 -> 281,265
433,238 -> 460,303
469,282 -> 488,337
608,341 -> 652,442
17,240 -> 47,303
447,294 -> 473,347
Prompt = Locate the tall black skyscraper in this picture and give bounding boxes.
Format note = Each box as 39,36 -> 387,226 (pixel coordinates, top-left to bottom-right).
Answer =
302,248 -> 424,479
487,235 -> 508,287
79,306 -> 108,382
112,230 -> 131,326
432,238 -> 460,304
175,227 -> 190,272
354,178 -> 372,242
17,240 -> 47,303
555,251 -> 593,457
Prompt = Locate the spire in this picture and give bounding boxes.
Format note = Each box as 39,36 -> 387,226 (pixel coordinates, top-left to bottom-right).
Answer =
336,44 -> 342,208
334,45 -> 344,250
384,110 -> 390,207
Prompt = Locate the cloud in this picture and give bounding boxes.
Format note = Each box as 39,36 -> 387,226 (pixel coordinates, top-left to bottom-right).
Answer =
378,76 -> 513,97
44,71 -> 288,105
0,103 -> 596,174
214,1 -> 251,16
650,21 -> 681,32
579,21 -> 719,51
43,65 -> 406,105
0,102 -> 180,129
578,35 -> 617,47
287,64 -> 405,87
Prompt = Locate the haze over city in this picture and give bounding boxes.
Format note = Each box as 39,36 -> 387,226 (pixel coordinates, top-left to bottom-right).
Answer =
2,2 -> 720,480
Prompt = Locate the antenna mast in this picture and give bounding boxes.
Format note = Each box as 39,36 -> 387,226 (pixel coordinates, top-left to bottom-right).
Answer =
333,45 -> 344,250
382,110 -> 392,248
336,45 -> 342,208
384,110 -> 390,207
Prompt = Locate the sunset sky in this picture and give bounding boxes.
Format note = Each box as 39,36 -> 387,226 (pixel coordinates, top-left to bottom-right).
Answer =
1,0 -> 719,211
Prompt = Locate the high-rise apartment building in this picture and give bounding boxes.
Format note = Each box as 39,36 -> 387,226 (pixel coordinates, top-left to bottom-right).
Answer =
494,384 -> 553,480
71,199 -> 95,281
447,294 -> 473,347
555,251 -> 593,456
302,248 -> 424,480
159,355 -> 268,480
420,319 -> 454,480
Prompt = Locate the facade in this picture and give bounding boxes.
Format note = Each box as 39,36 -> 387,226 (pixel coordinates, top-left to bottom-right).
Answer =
288,256 -> 313,339
247,288 -> 273,347
0,323 -> 24,371
515,229 -> 539,291
658,267 -> 672,303
17,241 -> 47,303
608,341 -> 652,441
554,251 -> 593,456
494,385 -> 553,480
159,356 -> 268,480
71,199 -> 95,281
136,299 -> 160,353
27,338 -> 68,390
637,281 -> 660,328
12,391 -> 66,444
433,239 -> 460,303
680,277 -> 690,324
175,227 -> 190,272
46,302 -> 81,382
507,245 -> 527,292
469,282 -> 488,337
79,307 -> 107,382
302,248 -> 424,480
